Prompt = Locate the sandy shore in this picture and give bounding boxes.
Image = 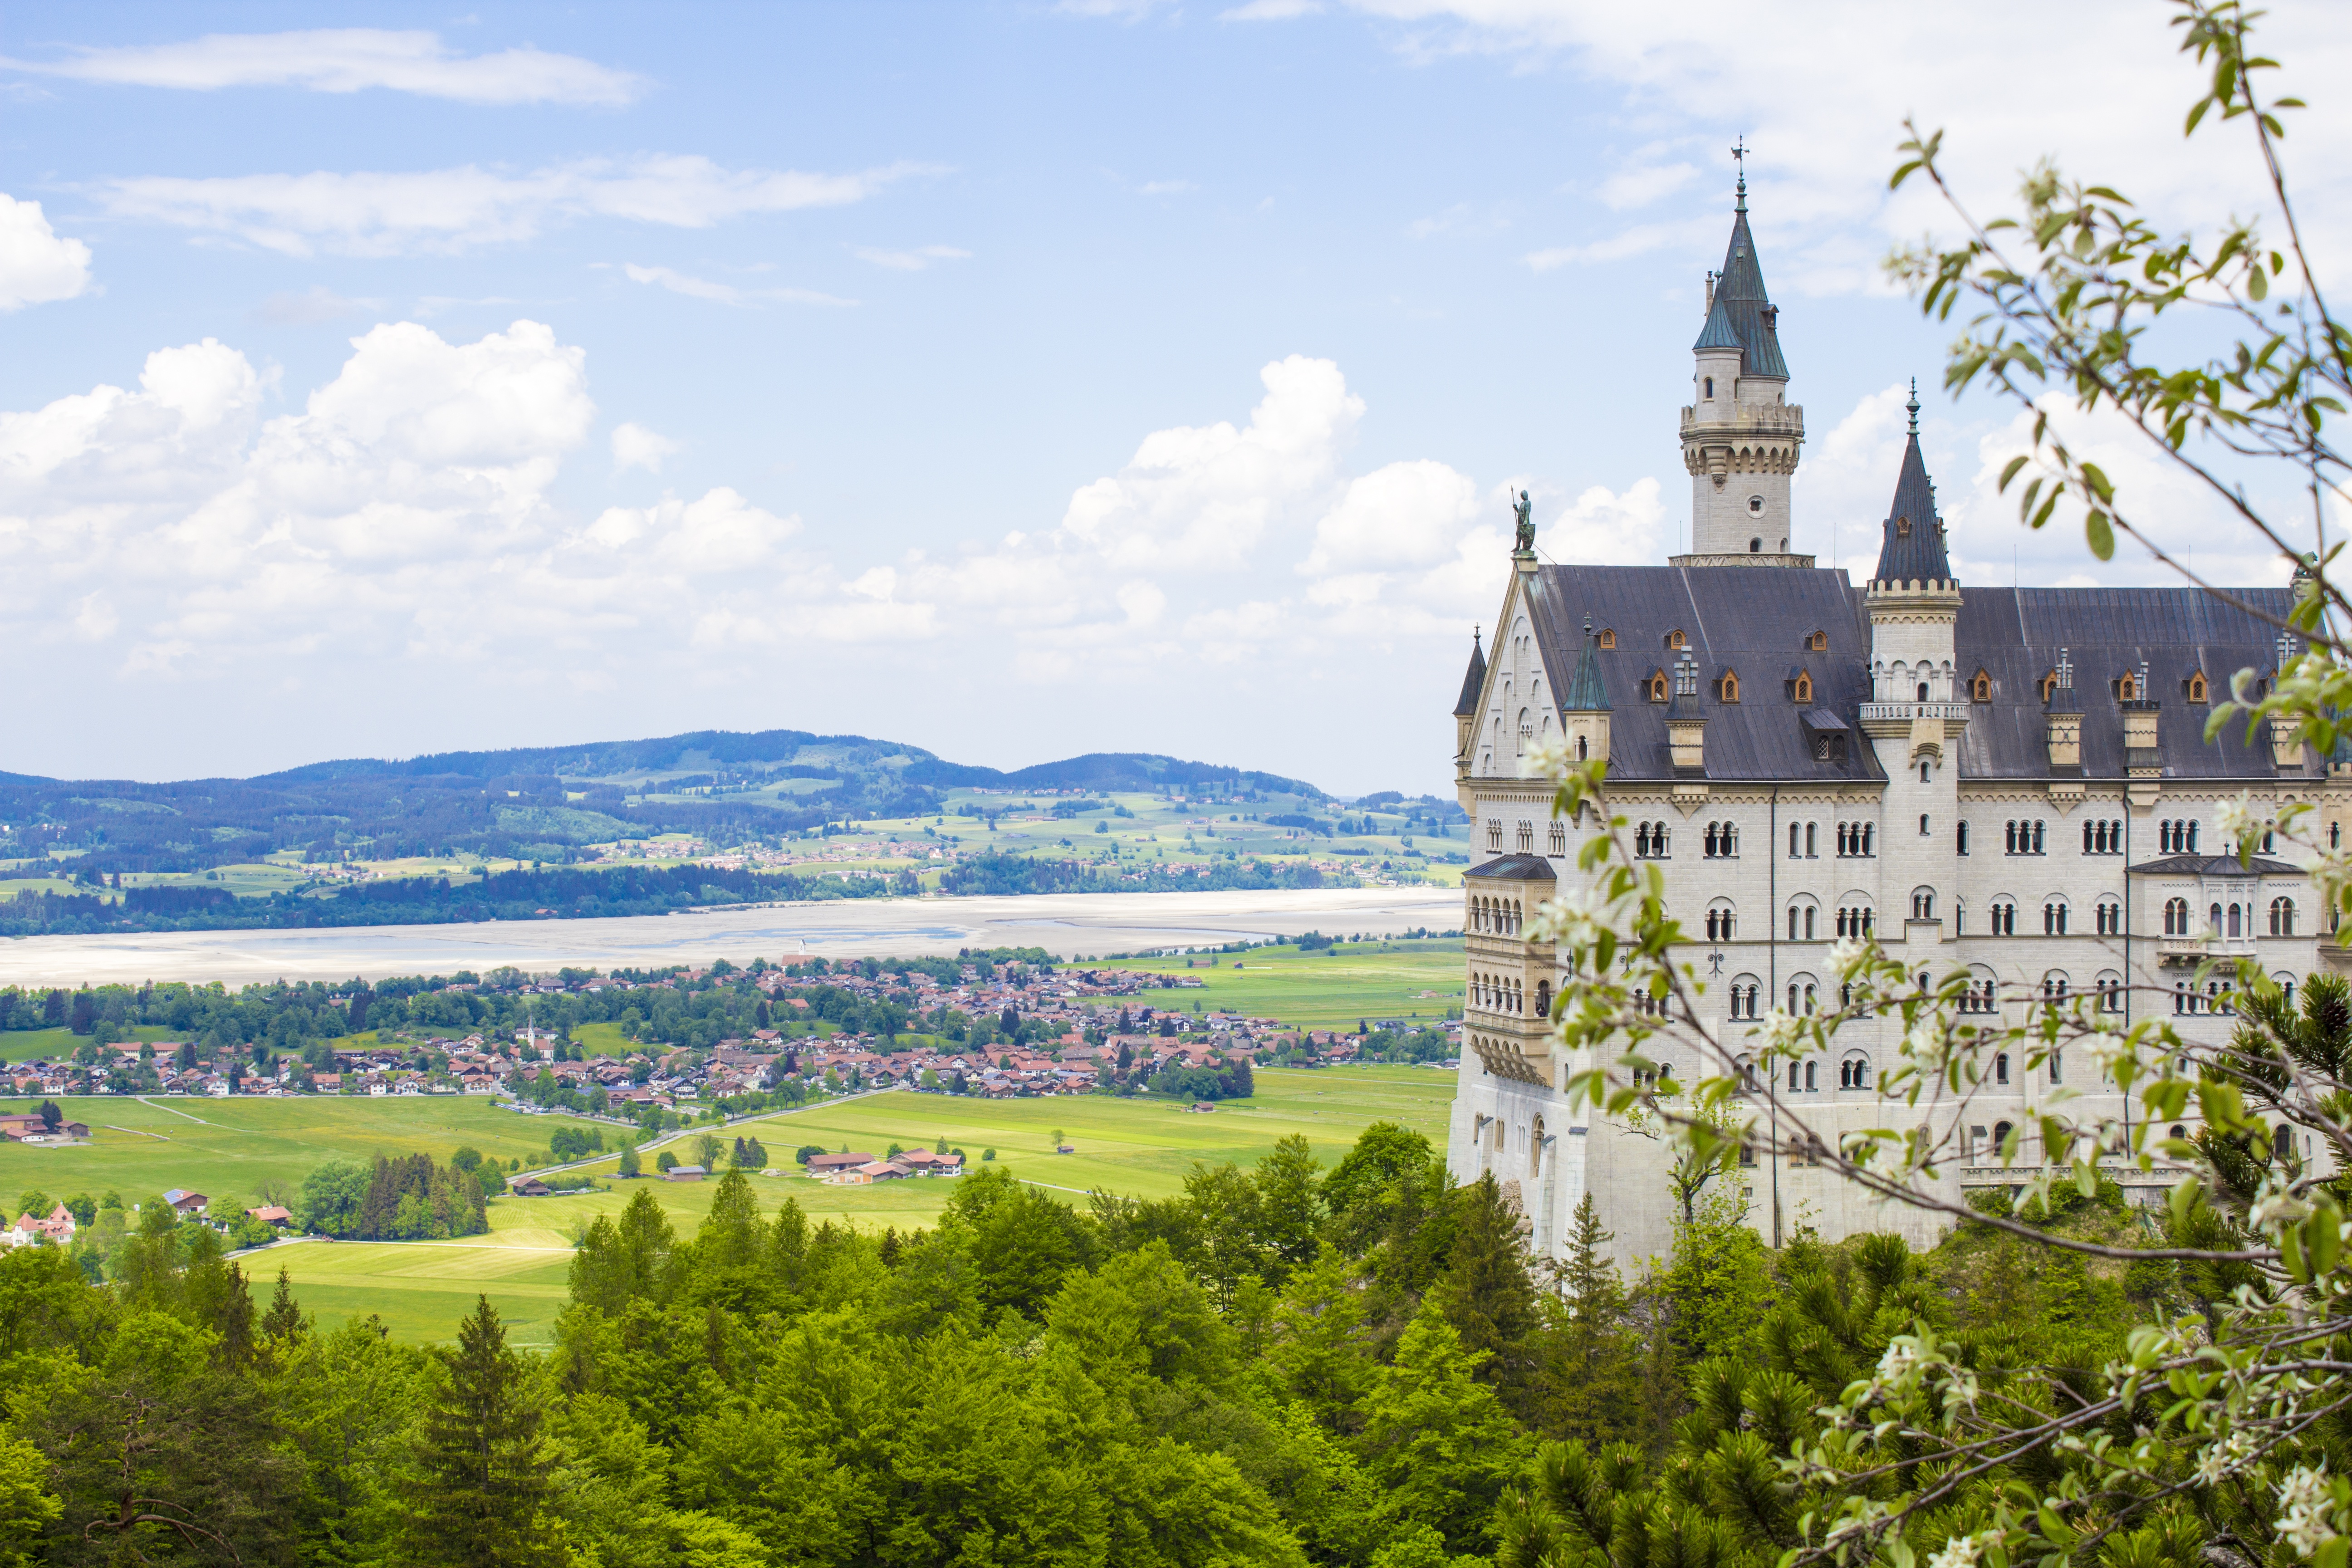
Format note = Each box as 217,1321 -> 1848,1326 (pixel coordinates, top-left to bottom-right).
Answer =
0,887 -> 1460,987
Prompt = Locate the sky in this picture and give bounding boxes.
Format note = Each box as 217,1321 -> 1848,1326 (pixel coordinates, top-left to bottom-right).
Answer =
1,1 -> 2347,795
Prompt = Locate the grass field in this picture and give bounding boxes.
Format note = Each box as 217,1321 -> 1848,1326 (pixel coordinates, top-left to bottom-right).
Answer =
0,1095 -> 606,1213
1106,938 -> 1464,1029
3,1068 -> 1455,1345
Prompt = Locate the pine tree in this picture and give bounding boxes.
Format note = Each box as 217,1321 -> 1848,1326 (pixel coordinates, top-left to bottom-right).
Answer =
1538,1193 -> 1641,1444
1433,1171 -> 1539,1414
403,1295 -> 561,1568
261,1266 -> 307,1344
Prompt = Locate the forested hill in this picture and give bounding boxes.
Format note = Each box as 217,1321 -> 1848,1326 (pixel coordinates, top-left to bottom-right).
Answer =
0,730 -> 1323,883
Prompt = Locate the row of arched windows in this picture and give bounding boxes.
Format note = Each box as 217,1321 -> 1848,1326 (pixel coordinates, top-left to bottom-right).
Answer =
2005,820 -> 2047,854
2082,819 -> 2123,854
1468,894 -> 1523,935
1634,822 -> 1671,858
1836,822 -> 1876,857
2161,896 -> 2296,937
2159,819 -> 2201,854
1703,822 -> 1739,858
1470,971 -> 1524,1013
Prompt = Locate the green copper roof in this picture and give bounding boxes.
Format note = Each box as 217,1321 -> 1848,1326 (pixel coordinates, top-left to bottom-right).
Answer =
1563,620 -> 1610,711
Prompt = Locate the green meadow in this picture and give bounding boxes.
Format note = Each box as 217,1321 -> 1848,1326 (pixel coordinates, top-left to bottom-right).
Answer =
1107,937 -> 1465,1029
0,1068 -> 1454,1345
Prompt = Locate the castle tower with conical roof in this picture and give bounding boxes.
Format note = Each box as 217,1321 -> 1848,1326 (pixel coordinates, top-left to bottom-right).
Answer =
1676,155 -> 1809,566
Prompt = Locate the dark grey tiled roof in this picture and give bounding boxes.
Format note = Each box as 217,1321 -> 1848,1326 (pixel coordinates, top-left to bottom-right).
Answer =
1872,429 -> 1952,584
1517,566 -> 2303,783
1689,190 -> 1789,380
2127,854 -> 2302,878
1468,853 -> 1557,881
1953,587 -> 2299,779
1523,564 -> 1877,782
1453,632 -> 1487,718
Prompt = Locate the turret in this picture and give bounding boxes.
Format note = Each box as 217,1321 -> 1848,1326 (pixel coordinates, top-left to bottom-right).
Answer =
1562,617 -> 1612,768
1453,627 -> 1488,780
1860,385 -> 1966,768
1678,157 -> 1806,564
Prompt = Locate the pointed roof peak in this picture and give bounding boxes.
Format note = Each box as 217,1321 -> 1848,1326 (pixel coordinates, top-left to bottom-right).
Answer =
1692,147 -> 1788,380
1564,616 -> 1611,712
1452,626 -> 1489,717
1872,389 -> 1953,585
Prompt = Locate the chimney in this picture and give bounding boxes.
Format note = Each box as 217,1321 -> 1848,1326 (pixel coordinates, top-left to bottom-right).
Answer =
1664,652 -> 1707,776
2271,632 -> 2306,769
2122,657 -> 2161,803
2044,647 -> 2082,775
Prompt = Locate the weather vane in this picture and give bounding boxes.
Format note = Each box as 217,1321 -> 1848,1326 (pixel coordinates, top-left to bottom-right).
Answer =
1731,134 -> 1747,170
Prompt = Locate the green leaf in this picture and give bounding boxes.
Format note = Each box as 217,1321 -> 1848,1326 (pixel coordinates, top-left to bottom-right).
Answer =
2248,265 -> 2268,302
1999,455 -> 2030,491
2085,511 -> 2115,560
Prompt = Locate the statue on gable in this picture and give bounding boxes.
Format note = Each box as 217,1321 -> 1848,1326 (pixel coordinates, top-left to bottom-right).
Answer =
1512,490 -> 1535,553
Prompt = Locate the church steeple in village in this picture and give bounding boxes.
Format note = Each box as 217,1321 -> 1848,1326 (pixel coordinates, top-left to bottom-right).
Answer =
1677,142 -> 1808,567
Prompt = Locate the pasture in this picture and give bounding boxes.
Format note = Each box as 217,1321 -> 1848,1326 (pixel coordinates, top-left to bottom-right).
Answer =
3,1067 -> 1456,1345
1110,937 -> 1464,1028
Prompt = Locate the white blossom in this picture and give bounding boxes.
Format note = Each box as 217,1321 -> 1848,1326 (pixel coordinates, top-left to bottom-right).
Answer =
2082,1032 -> 2133,1073
2277,1465 -> 2339,1558
1749,1009 -> 1809,1054
1828,936 -> 1874,977
1529,889 -> 1606,952
1928,1533 -> 1987,1568
2215,792 -> 2261,857
1523,735 -> 1574,780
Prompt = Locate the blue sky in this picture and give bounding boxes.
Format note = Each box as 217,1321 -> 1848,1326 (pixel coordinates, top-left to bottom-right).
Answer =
1,2 -> 2345,792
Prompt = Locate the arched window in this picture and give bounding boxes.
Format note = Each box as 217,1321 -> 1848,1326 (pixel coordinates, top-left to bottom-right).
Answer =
1705,902 -> 1736,942
1597,628 -> 1616,649
2272,896 -> 2297,936
1791,671 -> 1813,703
1666,629 -> 1687,650
1788,822 -> 1802,858
2117,670 -> 2138,701
2097,971 -> 2124,1012
2041,972 -> 2070,1002
2039,669 -> 2058,702
1807,822 -> 1818,857
2043,901 -> 2068,936
1718,669 -> 1741,702
2164,897 -> 2189,935
1989,899 -> 2017,935
1808,629 -> 1828,652
1647,670 -> 1668,702
2227,903 -> 2242,939
1992,1120 -> 2014,1154
2187,671 -> 2208,701
1534,980 -> 1552,1018
1703,375 -> 1715,398
1957,821 -> 1970,855
1838,1052 -> 1870,1090
1994,1051 -> 2009,1084
1548,821 -> 1568,855
1911,887 -> 1936,921
1971,669 -> 1992,701
2096,898 -> 2122,936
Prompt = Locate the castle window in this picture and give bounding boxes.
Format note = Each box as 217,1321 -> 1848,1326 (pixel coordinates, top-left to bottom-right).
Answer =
1911,888 -> 1936,921
2116,671 -> 2139,700
2186,671 -> 2209,702
1547,821 -> 1567,856
1750,537 -> 1762,553
1666,629 -> 1687,650
1487,821 -> 1503,852
1647,669 -> 1668,702
1704,376 -> 1714,398
1807,629 -> 1828,652
1717,669 -> 1741,702
1748,495 -> 1764,516
2043,901 -> 2069,935
2039,669 -> 2059,702
2096,898 -> 2122,935
1895,515 -> 1912,538
2271,896 -> 2297,936
1971,669 -> 1992,701
1597,628 -> 1616,649
1957,821 -> 1970,855
2163,897 -> 2189,935
1705,903 -> 1736,941
2097,972 -> 2124,1012
1990,899 -> 2018,935
1838,1052 -> 1871,1089
1788,670 -> 1813,703
1517,820 -> 1534,853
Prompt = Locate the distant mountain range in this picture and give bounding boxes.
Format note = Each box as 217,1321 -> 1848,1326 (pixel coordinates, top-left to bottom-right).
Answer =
0,729 -> 1333,882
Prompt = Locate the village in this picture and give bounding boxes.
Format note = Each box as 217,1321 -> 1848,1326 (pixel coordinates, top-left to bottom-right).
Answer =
0,955 -> 1453,1112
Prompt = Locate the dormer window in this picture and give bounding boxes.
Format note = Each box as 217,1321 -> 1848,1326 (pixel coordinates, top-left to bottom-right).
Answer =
1895,515 -> 1913,538
1806,629 -> 1828,652
2186,671 -> 2209,702
2039,669 -> 2059,703
1666,629 -> 1687,651
1647,669 -> 1669,703
1970,669 -> 1992,701
1787,671 -> 1813,704
1597,627 -> 1616,649
1717,669 -> 1741,703
2116,671 -> 2139,701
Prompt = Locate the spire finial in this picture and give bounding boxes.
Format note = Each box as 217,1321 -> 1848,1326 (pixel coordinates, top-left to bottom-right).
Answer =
1730,135 -> 1748,209
1906,377 -> 1920,436
1473,624 -> 1481,650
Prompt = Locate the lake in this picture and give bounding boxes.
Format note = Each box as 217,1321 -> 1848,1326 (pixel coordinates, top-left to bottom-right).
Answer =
0,887 -> 1460,986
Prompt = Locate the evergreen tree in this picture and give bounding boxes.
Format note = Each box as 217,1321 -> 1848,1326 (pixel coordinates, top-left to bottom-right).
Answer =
1433,1171 -> 1539,1413
1538,1193 -> 1641,1444
403,1295 -> 561,1568
261,1266 -> 307,1345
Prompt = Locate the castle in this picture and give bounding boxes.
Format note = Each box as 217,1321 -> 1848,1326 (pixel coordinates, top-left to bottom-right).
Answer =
1443,168 -> 2329,1265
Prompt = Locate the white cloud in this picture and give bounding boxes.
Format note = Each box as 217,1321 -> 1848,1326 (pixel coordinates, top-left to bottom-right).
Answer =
1306,2 -> 2352,293
611,422 -> 679,473
853,244 -> 970,271
0,195 -> 93,310
102,157 -> 935,258
5,29 -> 644,105
1596,155 -> 1698,211
621,262 -> 855,307
250,285 -> 377,325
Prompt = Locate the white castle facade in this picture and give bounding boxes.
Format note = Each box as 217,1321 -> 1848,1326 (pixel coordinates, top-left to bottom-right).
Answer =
1442,172 -> 2337,1267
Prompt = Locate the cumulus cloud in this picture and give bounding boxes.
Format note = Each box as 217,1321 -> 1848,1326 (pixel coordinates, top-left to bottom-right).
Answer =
611,422 -> 679,473
0,195 -> 93,311
4,28 -> 644,105
101,157 -> 935,258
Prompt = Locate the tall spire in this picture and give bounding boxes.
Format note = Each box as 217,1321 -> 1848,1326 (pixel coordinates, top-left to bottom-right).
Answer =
1872,382 -> 1952,585
1564,618 -> 1611,712
1690,146 -> 1787,380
